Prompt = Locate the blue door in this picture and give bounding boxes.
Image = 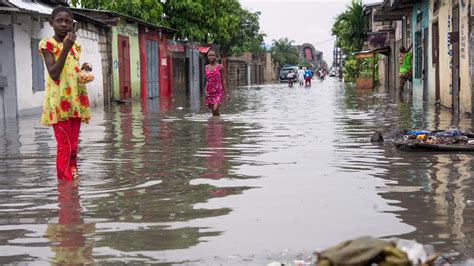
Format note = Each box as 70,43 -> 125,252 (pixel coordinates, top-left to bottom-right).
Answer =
146,40 -> 159,99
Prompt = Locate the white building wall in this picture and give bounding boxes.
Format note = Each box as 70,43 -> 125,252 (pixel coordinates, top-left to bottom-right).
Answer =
13,15 -> 104,113
75,27 -> 104,107
13,15 -> 53,113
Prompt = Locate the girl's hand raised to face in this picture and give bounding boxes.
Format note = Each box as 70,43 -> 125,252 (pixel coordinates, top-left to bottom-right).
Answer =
64,32 -> 76,50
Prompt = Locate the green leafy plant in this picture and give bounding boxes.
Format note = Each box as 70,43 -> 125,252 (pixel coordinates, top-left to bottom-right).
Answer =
73,0 -> 263,57
331,0 -> 369,81
271,38 -> 299,67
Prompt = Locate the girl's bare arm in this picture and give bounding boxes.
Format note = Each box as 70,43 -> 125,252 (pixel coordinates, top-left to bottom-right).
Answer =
42,33 -> 76,80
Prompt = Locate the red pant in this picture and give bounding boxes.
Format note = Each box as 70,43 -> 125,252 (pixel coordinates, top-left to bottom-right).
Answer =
53,118 -> 81,181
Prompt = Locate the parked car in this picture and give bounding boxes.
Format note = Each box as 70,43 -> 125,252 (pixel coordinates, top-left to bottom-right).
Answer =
279,66 -> 299,82
329,67 -> 338,77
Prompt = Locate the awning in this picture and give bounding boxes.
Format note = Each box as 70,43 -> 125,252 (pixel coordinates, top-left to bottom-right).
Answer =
198,46 -> 211,53
353,46 -> 391,58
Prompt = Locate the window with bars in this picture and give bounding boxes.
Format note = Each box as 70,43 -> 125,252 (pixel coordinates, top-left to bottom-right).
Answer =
31,38 -> 45,92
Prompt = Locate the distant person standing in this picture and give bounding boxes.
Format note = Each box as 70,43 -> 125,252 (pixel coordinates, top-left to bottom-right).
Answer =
298,67 -> 305,86
319,69 -> 325,81
205,50 -> 228,116
287,70 -> 296,88
399,44 -> 413,96
304,68 -> 312,87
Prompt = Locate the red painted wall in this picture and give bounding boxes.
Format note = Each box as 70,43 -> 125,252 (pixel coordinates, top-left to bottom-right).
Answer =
138,27 -> 172,99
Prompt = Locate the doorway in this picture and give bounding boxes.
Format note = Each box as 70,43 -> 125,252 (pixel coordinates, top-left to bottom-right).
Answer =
451,4 -> 460,115
145,39 -> 159,99
118,35 -> 131,100
432,21 -> 440,103
423,28 -> 429,101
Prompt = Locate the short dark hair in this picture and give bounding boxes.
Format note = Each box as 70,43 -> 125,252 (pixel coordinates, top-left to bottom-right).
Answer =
207,49 -> 216,55
51,6 -> 73,20
400,46 -> 406,53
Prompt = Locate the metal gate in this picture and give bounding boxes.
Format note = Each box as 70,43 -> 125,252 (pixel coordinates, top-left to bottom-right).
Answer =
0,25 -> 17,118
146,39 -> 159,99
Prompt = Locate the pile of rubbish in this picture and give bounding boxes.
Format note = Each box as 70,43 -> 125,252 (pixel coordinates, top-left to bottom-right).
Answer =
371,128 -> 474,151
398,129 -> 474,145
268,236 -> 443,266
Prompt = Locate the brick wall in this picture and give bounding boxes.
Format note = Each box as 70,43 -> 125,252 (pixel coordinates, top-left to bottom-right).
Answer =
75,21 -> 111,106
227,60 -> 248,87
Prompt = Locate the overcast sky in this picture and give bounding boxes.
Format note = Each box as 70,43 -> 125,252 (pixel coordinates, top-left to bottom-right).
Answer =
239,0 -> 381,65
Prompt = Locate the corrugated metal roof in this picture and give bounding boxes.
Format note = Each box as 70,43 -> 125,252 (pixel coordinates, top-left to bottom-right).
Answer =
7,0 -> 52,14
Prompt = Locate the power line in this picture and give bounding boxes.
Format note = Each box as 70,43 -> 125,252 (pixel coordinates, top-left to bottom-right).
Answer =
313,37 -> 336,46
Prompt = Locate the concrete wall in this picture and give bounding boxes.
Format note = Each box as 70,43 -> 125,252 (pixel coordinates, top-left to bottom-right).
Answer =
112,20 -> 140,100
98,28 -> 112,105
458,1 -> 471,114
0,15 -> 17,118
12,15 -> 53,114
75,22 -> 106,107
10,14 -> 106,114
227,60 -> 248,88
436,1 -> 451,108
263,52 -> 276,83
430,0 -> 471,113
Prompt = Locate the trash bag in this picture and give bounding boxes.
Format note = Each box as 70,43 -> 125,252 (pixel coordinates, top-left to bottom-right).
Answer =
316,236 -> 437,266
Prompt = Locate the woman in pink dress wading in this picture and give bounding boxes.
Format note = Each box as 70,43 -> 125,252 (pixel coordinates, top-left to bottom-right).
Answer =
205,50 -> 229,116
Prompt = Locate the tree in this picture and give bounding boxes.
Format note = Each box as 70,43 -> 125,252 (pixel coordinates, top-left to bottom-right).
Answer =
74,0 -> 263,57
331,0 -> 369,81
271,38 -> 299,66
331,0 -> 368,55
71,0 -> 164,25
163,0 -> 262,57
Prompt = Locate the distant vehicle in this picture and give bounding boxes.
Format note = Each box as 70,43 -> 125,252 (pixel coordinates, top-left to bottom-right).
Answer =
329,67 -> 338,77
279,66 -> 299,82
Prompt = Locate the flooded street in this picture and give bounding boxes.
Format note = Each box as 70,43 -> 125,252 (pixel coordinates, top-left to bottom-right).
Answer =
1,79 -> 473,264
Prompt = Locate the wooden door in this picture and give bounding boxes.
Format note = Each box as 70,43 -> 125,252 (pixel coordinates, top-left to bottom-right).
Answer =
451,5 -> 460,115
146,39 -> 159,99
118,35 -> 131,100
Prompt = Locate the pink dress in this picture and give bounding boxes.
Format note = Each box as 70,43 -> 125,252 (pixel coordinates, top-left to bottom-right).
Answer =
205,64 -> 224,105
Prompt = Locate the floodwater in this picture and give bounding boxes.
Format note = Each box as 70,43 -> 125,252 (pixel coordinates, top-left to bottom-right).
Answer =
1,79 -> 473,265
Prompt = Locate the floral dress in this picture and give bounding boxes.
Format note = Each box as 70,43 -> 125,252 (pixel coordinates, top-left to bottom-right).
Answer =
39,37 -> 91,126
205,64 -> 224,105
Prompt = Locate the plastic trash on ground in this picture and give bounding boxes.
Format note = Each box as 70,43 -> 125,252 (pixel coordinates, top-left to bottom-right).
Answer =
315,236 -> 437,266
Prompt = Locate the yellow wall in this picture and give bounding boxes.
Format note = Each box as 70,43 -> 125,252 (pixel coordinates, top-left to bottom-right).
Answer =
437,2 -> 451,108
430,0 -> 471,113
459,3 -> 471,113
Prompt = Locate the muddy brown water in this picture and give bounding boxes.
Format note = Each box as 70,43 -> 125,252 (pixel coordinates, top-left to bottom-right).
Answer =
1,79 -> 473,264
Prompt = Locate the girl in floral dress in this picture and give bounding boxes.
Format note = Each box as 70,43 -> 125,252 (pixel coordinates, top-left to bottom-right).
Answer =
39,6 -> 91,181
205,50 -> 228,116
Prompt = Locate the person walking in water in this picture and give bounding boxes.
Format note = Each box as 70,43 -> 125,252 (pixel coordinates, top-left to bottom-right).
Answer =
39,6 -> 92,181
304,68 -> 312,87
399,44 -> 413,96
287,69 -> 296,88
298,67 -> 305,86
205,50 -> 228,116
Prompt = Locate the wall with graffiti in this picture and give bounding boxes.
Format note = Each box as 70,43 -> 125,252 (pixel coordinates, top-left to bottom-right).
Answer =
111,20 -> 141,100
